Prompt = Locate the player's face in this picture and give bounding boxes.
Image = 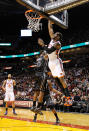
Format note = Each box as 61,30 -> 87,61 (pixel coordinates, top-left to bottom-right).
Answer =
56,35 -> 60,40
54,34 -> 60,41
8,74 -> 11,79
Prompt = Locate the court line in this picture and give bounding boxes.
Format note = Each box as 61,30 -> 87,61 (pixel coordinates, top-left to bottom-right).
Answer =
0,115 -> 89,130
0,125 -> 68,131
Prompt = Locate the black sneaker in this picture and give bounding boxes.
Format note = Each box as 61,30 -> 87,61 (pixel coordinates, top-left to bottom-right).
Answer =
56,119 -> 60,125
33,118 -> 36,122
4,111 -> 8,115
13,112 -> 17,115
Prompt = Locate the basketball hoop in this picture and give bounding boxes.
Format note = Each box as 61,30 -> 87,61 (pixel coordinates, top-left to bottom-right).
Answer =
25,10 -> 43,32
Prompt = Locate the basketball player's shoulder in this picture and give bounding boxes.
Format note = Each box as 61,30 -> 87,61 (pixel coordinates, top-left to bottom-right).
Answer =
12,79 -> 15,82
4,80 -> 7,83
13,79 -> 16,85
3,80 -> 7,85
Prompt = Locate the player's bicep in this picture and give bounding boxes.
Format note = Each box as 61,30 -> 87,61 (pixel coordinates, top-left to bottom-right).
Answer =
2,80 -> 6,87
13,80 -> 16,86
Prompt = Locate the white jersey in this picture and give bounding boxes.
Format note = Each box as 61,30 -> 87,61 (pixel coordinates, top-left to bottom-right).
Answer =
48,39 -> 61,61
5,79 -> 14,93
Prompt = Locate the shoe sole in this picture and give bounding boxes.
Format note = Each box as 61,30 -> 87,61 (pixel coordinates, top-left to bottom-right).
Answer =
13,114 -> 17,115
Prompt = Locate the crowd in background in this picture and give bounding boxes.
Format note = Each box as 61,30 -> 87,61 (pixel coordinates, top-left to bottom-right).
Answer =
0,0 -> 89,114
0,53 -> 89,113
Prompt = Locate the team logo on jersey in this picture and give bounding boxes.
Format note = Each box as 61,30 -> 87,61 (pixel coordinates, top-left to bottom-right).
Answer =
8,83 -> 12,88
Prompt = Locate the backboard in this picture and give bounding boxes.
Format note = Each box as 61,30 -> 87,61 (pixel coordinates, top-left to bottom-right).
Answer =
16,0 -> 89,29
30,0 -> 89,14
30,0 -> 68,29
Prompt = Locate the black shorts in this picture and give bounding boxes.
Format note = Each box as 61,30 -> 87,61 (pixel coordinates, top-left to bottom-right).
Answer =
32,81 -> 41,92
40,77 -> 51,92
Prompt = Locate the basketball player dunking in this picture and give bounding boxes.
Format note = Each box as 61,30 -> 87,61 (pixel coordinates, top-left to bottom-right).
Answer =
2,74 -> 17,115
38,20 -> 71,105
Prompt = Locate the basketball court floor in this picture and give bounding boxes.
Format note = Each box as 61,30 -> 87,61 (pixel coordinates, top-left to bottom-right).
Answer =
0,107 -> 89,131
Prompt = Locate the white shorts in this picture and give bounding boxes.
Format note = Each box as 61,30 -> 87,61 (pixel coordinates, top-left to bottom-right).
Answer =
4,92 -> 15,101
48,58 -> 65,78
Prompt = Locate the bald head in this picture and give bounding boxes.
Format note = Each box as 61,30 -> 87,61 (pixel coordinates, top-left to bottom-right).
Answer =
8,74 -> 11,79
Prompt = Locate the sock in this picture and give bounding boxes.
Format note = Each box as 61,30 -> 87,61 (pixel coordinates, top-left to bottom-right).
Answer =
6,108 -> 8,112
33,101 -> 36,107
13,108 -> 15,112
54,113 -> 59,120
34,114 -> 37,121
64,88 -> 70,97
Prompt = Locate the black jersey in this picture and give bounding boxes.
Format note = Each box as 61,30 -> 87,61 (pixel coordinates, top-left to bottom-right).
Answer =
35,54 -> 49,79
32,79 -> 40,91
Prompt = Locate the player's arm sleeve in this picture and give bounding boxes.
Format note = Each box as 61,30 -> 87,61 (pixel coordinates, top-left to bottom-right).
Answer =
43,46 -> 56,54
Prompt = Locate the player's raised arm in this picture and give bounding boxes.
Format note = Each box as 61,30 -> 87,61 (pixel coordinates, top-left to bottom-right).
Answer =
48,20 -> 55,39
38,38 -> 57,54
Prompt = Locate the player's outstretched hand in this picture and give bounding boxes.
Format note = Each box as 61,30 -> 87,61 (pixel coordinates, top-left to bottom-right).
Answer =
38,38 -> 45,47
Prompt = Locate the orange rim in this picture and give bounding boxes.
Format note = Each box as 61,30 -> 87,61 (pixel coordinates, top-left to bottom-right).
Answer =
25,10 -> 43,19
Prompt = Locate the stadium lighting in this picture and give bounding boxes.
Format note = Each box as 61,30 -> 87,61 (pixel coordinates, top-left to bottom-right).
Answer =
0,43 -> 11,46
0,41 -> 89,58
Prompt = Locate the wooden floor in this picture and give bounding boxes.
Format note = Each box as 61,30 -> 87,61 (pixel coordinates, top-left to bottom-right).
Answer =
0,107 -> 89,131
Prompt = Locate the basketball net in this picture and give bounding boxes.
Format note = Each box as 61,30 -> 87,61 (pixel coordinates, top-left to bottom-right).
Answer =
25,10 -> 43,32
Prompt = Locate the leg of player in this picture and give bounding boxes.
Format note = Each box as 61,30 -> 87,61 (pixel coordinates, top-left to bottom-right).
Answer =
37,91 -> 44,108
33,113 -> 38,122
4,101 -> 8,115
34,91 -> 44,115
33,77 -> 47,115
12,101 -> 17,115
56,77 -> 70,96
45,81 -> 60,124
52,108 -> 60,124
55,77 -> 71,105
31,91 -> 39,111
35,82 -> 45,109
45,93 -> 60,124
